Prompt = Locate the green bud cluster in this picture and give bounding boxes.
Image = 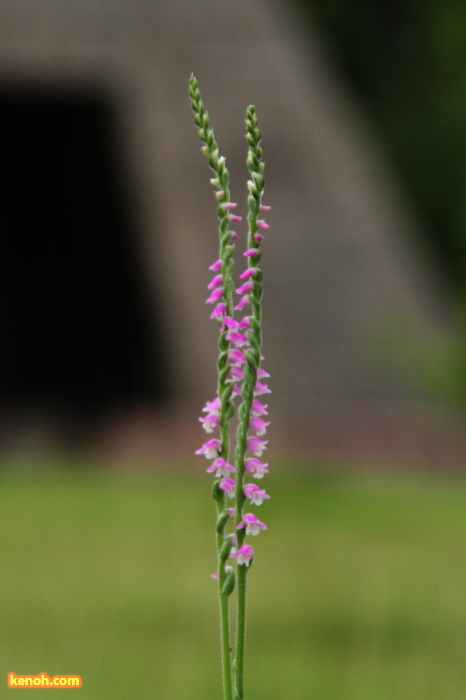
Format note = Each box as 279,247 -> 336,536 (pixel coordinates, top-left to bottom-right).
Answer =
189,73 -> 235,465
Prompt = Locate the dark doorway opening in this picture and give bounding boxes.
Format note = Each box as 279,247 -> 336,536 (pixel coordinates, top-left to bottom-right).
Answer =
0,86 -> 168,422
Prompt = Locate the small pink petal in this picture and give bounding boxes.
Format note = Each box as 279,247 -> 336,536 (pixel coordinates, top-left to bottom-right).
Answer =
206,287 -> 224,304
237,317 -> 251,329
202,397 -> 221,414
221,202 -> 238,210
239,268 -> 258,279
229,214 -> 242,222
236,281 -> 254,295
229,365 -> 244,380
207,274 -> 224,290
246,436 -> 268,456
221,316 -> 238,330
251,399 -> 268,416
206,457 -> 236,476
199,413 -> 221,433
254,233 -> 264,242
231,544 -> 254,566
250,417 -> 270,436
257,368 -> 270,379
254,381 -> 271,395
245,457 -> 269,478
228,349 -> 247,365
260,204 -> 271,211
244,248 -> 259,257
226,331 -> 248,347
257,220 -> 269,229
219,477 -> 236,497
231,232 -> 239,240
210,303 -> 227,320
236,513 -> 267,535
234,296 -> 250,311
196,439 -> 222,459
209,259 -> 222,271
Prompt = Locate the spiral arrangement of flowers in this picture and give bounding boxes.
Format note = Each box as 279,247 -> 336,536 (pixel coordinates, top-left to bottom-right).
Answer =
190,75 -> 271,700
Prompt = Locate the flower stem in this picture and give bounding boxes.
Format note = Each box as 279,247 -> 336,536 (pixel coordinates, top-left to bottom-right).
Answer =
216,497 -> 233,700
233,104 -> 266,700
234,564 -> 248,700
190,72 -> 235,700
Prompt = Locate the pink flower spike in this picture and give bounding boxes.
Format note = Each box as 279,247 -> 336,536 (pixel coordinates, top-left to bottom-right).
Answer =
221,202 -> 238,210
245,457 -> 269,478
260,204 -> 271,211
228,349 -> 247,365
206,458 -> 236,477
219,477 -> 236,497
251,399 -> 268,416
239,268 -> 258,279
231,231 -> 239,241
226,331 -> 248,347
236,281 -> 255,295
257,367 -> 271,379
206,287 -> 224,304
207,274 -> 224,290
250,416 -> 270,436
246,436 -> 268,457
196,439 -> 222,459
257,220 -> 270,229
236,513 -> 267,536
234,295 -> 250,311
254,233 -> 264,243
254,381 -> 271,396
244,248 -> 259,257
244,483 -> 271,505
202,397 -> 221,415
199,413 -> 221,433
231,544 -> 254,566
229,214 -> 242,223
210,303 -> 227,320
209,259 -> 222,271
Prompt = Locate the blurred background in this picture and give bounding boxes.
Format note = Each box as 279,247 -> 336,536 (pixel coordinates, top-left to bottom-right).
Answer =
0,0 -> 466,698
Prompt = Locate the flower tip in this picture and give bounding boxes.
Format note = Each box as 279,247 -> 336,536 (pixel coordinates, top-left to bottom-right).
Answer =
257,220 -> 270,229
209,259 -> 222,271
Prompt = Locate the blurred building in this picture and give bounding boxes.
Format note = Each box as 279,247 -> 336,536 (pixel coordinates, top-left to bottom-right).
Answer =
0,0 -> 461,461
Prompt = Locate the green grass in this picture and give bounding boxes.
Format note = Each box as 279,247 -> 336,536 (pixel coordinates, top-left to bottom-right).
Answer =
1,461 -> 466,699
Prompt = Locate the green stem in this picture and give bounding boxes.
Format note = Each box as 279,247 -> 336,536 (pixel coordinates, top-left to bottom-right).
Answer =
217,498 -> 233,700
234,565 -> 248,700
